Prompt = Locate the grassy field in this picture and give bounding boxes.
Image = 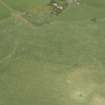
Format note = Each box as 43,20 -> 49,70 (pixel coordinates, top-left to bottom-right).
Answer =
0,0 -> 105,105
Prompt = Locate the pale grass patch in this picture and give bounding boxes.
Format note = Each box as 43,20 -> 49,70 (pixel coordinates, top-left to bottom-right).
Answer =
90,94 -> 105,105
64,65 -> 98,104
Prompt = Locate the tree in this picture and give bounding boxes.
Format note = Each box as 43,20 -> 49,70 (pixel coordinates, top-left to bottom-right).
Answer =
48,0 -> 68,15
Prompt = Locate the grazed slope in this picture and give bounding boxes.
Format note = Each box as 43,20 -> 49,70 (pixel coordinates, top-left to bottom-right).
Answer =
0,0 -> 105,105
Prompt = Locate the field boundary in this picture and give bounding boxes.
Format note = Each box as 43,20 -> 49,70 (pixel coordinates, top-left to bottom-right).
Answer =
0,0 -> 35,28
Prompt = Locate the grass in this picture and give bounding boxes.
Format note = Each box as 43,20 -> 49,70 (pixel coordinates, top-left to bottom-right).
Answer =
0,0 -> 105,105
0,2 -> 10,20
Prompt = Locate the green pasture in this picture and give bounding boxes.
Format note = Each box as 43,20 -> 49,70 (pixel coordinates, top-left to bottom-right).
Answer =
0,0 -> 105,105
0,2 -> 10,20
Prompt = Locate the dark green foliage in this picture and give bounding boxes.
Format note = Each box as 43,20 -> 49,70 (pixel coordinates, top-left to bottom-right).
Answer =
90,17 -> 97,23
48,0 -> 68,15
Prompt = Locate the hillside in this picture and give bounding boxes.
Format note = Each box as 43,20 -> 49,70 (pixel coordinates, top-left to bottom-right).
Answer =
0,0 -> 105,105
